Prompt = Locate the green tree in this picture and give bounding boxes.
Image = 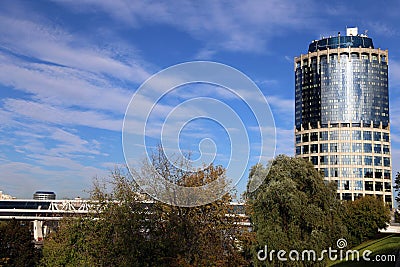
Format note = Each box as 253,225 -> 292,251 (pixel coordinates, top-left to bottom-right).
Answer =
343,195 -> 390,244
0,219 -> 41,266
246,155 -> 347,267
39,218 -> 95,266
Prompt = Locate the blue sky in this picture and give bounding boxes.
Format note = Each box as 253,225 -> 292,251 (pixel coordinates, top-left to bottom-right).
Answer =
0,0 -> 399,199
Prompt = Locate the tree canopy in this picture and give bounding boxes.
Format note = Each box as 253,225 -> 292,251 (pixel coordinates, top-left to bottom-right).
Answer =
342,195 -> 390,244
41,153 -> 392,266
41,150 -> 248,266
0,219 -> 41,266
246,155 -> 347,266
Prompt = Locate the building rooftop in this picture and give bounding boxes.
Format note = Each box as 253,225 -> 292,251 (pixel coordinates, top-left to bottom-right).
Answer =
308,27 -> 374,53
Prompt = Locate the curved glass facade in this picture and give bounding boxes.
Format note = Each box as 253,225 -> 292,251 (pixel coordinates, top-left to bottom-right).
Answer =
295,47 -> 388,130
320,53 -> 388,126
33,191 -> 56,200
294,33 -> 392,206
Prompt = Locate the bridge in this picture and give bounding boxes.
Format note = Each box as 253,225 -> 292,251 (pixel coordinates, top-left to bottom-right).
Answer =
0,199 -> 93,244
0,199 -> 92,220
0,199 -> 249,244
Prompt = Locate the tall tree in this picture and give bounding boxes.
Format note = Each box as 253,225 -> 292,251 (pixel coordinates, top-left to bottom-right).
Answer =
246,155 -> 347,267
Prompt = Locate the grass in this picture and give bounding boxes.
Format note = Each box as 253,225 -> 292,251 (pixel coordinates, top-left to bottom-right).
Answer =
327,233 -> 400,267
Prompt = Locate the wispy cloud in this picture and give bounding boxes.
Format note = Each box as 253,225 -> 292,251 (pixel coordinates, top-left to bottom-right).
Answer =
0,56 -> 133,114
194,49 -> 217,60
266,95 -> 294,115
56,0 -> 319,53
0,119 -> 110,197
367,22 -> 398,37
0,13 -> 151,83
3,99 -> 121,131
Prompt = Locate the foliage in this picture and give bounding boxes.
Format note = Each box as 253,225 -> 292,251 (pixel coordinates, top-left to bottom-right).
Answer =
42,168 -> 168,267
246,155 -> 347,267
0,219 -> 41,266
41,150 -> 248,266
342,196 -> 390,244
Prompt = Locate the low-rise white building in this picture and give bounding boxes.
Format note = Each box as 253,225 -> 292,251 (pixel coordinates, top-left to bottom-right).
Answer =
0,190 -> 15,199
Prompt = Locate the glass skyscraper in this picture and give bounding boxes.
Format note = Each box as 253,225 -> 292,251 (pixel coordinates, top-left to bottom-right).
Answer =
294,27 -> 392,206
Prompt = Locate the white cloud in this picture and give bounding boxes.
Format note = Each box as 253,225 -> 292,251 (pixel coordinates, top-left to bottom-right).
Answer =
194,49 -> 217,60
3,98 -> 122,131
0,119 -> 106,164
0,109 -> 13,126
266,95 -> 294,115
55,0 -> 318,53
0,14 -> 151,83
0,51 -> 134,115
48,128 -> 103,156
